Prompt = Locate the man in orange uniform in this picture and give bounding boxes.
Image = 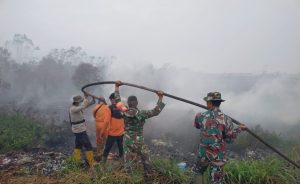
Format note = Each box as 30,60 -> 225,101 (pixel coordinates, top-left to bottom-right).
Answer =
93,97 -> 111,160
102,93 -> 125,162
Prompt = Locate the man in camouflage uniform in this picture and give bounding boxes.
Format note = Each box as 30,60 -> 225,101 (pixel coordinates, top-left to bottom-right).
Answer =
114,81 -> 165,177
193,92 -> 246,184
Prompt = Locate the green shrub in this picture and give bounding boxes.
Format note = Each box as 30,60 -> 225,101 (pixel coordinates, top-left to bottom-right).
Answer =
0,114 -> 47,152
0,113 -> 72,153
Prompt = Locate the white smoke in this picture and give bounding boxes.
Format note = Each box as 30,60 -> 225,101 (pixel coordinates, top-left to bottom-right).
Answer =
106,61 -> 300,130
1,43 -> 299,143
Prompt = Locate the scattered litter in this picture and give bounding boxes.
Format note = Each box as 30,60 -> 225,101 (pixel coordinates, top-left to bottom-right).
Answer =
177,162 -> 186,171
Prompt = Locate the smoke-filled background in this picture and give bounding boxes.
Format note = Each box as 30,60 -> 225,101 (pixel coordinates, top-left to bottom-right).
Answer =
0,0 -> 299,151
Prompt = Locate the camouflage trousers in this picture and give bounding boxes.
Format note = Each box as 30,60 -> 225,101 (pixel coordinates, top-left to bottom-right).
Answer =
123,132 -> 150,174
193,144 -> 225,184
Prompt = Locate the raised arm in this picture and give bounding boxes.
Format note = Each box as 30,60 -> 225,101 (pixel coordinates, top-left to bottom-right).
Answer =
71,93 -> 96,113
84,92 -> 96,108
70,97 -> 89,113
139,91 -> 165,120
87,98 -> 96,108
114,80 -> 122,103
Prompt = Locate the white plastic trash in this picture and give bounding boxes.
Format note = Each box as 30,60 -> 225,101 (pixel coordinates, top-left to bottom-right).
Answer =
177,162 -> 186,171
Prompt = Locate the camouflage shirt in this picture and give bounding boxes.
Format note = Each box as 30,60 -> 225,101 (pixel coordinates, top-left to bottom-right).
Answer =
114,91 -> 165,136
194,107 -> 241,152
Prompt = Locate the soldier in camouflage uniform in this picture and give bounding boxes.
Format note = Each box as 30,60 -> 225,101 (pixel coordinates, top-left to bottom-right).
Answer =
193,92 -> 246,184
114,81 -> 165,177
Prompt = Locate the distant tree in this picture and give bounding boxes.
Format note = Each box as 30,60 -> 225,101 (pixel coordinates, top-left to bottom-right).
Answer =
0,47 -> 11,64
4,34 -> 39,63
72,63 -> 100,90
47,47 -> 84,64
0,70 -> 11,90
0,47 -> 12,90
34,56 -> 73,94
0,43 -> 107,112
47,46 -> 106,65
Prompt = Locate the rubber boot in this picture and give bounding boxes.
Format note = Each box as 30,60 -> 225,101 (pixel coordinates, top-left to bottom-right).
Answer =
193,175 -> 204,184
73,149 -> 81,161
85,150 -> 96,167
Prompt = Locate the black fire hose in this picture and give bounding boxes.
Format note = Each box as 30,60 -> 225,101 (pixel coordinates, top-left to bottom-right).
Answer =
81,81 -> 300,169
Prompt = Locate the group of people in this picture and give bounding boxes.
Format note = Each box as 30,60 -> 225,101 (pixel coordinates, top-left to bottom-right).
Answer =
69,81 -> 246,184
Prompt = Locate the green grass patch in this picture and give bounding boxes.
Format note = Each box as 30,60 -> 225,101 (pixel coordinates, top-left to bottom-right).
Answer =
224,157 -> 300,184
59,157 -> 192,184
151,158 -> 192,184
60,156 -> 83,174
59,154 -> 299,184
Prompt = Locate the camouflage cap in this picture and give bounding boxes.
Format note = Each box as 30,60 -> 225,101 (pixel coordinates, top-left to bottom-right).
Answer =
203,92 -> 225,102
73,95 -> 84,103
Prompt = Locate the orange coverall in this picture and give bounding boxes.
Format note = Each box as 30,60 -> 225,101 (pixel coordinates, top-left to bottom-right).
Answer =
93,103 -> 111,156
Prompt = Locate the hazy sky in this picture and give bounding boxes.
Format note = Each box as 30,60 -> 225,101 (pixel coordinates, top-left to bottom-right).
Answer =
0,0 -> 299,73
